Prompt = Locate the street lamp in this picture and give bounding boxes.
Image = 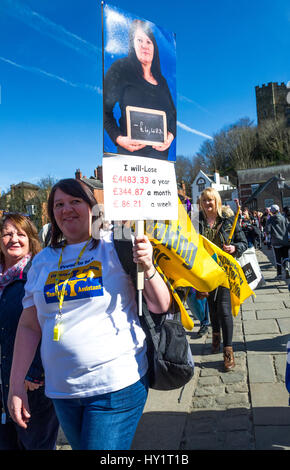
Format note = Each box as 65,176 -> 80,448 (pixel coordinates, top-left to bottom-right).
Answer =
277,173 -> 285,208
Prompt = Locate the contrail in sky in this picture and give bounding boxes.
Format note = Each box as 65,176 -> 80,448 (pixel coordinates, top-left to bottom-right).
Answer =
0,0 -> 100,58
177,121 -> 213,140
1,0 -> 212,141
0,56 -> 102,94
1,55 -> 212,140
2,0 -> 212,120
178,93 -> 213,116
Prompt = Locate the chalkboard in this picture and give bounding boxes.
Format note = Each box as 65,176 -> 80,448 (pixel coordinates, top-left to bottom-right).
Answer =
126,106 -> 167,146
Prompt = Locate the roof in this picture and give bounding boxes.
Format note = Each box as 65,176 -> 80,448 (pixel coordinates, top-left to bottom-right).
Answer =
207,174 -> 233,185
81,177 -> 103,190
244,175 -> 290,204
197,170 -> 235,187
237,164 -> 290,184
218,189 -> 236,199
13,182 -> 40,190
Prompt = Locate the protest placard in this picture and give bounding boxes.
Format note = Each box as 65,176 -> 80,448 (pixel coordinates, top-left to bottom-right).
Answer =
102,155 -> 178,221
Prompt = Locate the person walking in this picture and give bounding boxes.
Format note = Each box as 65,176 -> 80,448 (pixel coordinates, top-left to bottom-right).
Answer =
186,287 -> 210,337
198,188 -> 247,371
265,204 -> 290,279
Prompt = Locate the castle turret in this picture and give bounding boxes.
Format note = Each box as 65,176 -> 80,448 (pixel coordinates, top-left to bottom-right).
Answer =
255,82 -> 290,126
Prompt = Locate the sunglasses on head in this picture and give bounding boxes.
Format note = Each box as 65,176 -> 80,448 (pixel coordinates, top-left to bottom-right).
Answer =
2,212 -> 30,217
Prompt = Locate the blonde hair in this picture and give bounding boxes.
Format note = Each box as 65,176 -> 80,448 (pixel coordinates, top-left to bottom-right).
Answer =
200,187 -> 222,218
222,205 -> 234,217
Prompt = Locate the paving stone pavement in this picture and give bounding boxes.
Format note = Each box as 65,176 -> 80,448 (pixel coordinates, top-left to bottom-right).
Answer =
131,244 -> 290,451
57,244 -> 290,451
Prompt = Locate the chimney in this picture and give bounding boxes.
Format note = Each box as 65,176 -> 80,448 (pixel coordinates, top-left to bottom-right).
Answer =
75,169 -> 82,180
214,170 -> 220,185
97,166 -> 103,182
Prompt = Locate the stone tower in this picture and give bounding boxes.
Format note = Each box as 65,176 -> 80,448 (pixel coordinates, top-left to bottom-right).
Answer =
255,82 -> 290,125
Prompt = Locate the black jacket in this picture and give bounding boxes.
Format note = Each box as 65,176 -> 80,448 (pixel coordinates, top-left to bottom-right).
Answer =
0,262 -> 44,419
104,57 -> 176,159
199,211 -> 248,258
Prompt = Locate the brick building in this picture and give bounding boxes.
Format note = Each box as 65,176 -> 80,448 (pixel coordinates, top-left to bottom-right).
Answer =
75,166 -> 104,205
237,164 -> 290,210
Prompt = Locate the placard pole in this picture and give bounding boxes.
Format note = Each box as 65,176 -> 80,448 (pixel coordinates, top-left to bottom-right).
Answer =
136,220 -> 144,316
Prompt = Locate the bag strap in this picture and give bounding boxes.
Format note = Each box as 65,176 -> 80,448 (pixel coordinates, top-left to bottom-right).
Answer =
113,233 -> 181,352
113,238 -> 136,283
113,236 -> 161,351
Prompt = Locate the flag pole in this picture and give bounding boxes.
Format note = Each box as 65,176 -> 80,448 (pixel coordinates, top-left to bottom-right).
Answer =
136,220 -> 144,316
226,202 -> 240,245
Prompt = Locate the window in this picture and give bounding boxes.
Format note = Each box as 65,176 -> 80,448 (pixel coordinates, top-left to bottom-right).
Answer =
197,177 -> 206,192
251,184 -> 259,194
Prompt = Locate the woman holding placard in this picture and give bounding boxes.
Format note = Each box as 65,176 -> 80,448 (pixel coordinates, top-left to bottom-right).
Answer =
7,178 -> 171,450
198,188 -> 247,371
104,19 -> 176,160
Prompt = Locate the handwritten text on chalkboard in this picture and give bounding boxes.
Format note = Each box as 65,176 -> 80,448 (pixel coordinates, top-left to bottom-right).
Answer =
126,106 -> 167,146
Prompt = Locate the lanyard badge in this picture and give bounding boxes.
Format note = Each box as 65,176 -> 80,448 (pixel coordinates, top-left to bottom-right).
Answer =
53,239 -> 91,341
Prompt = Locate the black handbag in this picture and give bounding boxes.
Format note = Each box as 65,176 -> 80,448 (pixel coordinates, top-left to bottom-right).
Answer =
141,300 -> 194,390
114,238 -> 195,391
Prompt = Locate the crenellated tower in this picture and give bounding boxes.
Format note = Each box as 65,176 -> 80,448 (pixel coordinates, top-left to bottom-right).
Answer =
255,82 -> 290,126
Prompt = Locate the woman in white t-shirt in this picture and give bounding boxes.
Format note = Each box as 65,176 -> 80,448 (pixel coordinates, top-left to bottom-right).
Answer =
7,178 -> 171,450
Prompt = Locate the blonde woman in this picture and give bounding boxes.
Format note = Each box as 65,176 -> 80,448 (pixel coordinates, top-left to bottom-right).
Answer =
198,188 -> 247,371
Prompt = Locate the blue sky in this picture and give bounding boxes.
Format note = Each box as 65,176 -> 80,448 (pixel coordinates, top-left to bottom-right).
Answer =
0,0 -> 289,192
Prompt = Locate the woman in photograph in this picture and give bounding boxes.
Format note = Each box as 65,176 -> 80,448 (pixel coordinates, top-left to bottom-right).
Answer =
198,188 -> 247,371
104,19 -> 176,160
8,179 -> 171,450
0,213 -> 59,449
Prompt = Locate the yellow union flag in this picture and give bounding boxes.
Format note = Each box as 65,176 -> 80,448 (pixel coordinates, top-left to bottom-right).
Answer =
145,199 -> 254,330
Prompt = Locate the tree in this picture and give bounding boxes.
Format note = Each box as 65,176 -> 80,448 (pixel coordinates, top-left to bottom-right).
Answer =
33,176 -> 58,229
258,118 -> 290,163
175,155 -> 195,190
37,176 -> 58,202
195,116 -> 290,176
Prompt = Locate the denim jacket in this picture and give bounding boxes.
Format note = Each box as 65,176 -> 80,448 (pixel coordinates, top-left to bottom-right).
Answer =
0,262 -> 44,419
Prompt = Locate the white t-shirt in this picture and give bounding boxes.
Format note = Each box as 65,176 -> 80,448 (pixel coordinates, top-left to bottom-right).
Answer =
23,231 -> 147,399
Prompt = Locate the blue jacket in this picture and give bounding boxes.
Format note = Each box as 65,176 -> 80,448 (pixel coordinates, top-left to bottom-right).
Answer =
0,262 -> 44,419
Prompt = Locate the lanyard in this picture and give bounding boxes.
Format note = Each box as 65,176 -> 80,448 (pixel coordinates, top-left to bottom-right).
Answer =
53,238 -> 91,341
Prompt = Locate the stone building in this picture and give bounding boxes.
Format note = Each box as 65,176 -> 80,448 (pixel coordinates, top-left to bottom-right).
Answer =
1,181 -> 40,215
255,82 -> 290,126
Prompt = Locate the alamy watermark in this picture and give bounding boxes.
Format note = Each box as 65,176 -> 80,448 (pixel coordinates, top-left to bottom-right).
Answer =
91,203 -> 201,241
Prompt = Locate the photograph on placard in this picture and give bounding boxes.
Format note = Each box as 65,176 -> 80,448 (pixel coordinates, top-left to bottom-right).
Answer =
102,2 -> 176,161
